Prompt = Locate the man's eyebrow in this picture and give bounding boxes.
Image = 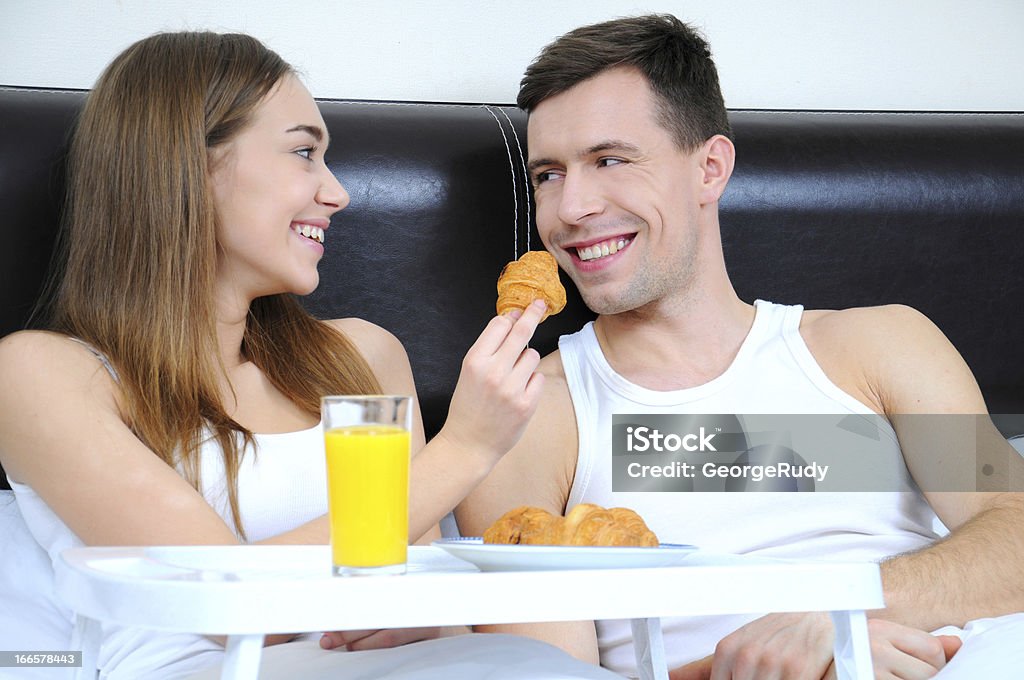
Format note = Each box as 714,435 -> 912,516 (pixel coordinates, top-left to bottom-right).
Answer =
584,140 -> 641,156
286,124 -> 326,144
527,140 -> 641,174
527,158 -> 557,175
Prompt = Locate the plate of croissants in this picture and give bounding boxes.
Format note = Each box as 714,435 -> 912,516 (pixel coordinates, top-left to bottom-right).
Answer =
433,504 -> 696,572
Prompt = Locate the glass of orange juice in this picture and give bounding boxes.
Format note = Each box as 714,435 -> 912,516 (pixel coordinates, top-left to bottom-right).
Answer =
322,395 -> 412,576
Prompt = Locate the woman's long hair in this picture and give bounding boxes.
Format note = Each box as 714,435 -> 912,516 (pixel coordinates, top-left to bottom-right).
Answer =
50,32 -> 380,538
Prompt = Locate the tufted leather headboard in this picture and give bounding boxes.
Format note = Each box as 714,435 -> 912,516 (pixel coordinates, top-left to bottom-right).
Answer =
1,87 -> 1022,489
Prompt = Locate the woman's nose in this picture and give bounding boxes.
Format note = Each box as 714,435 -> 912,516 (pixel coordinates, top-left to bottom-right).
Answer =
318,164 -> 350,213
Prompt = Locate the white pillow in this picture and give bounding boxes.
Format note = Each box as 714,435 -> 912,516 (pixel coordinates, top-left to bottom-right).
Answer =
0,491 -> 75,653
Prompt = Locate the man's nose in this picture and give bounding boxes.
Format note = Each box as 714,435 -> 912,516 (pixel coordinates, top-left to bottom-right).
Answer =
556,172 -> 603,225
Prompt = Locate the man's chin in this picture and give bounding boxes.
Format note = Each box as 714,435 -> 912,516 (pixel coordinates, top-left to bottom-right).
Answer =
579,291 -> 637,316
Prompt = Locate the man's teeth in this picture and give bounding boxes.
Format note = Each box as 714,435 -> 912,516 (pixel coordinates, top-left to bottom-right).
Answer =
293,224 -> 325,244
577,237 -> 630,262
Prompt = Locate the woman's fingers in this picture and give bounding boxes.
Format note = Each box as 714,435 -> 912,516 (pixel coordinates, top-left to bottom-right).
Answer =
440,299 -> 548,461
467,299 -> 546,361
320,627 -> 442,651
496,299 -> 546,365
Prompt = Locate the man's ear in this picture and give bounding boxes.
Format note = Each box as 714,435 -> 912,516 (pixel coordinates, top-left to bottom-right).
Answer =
698,134 -> 735,205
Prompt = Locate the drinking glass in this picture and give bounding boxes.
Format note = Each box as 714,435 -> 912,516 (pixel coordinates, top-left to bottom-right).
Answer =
322,395 -> 412,576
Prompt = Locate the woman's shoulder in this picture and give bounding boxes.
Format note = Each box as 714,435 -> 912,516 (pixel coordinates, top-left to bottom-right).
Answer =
0,330 -> 118,392
0,331 -> 124,473
324,317 -> 404,350
323,318 -> 409,371
0,330 -> 89,371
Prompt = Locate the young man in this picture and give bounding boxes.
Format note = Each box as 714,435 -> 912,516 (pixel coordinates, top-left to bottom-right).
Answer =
457,14 -> 1024,680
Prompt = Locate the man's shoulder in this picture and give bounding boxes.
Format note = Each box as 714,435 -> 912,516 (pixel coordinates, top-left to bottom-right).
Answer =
538,348 -> 567,381
799,303 -> 975,413
800,303 -> 939,350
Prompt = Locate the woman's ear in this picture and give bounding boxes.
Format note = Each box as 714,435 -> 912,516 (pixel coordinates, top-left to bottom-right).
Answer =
698,134 -> 736,205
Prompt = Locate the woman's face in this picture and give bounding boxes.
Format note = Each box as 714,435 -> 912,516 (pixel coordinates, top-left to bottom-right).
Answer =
209,74 -> 348,307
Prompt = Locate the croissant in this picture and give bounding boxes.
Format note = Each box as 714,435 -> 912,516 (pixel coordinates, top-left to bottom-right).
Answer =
482,503 -> 659,547
496,250 -> 566,322
480,506 -> 556,545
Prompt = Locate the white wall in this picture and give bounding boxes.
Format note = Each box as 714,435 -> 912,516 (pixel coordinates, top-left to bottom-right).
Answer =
1,0 -> 1022,111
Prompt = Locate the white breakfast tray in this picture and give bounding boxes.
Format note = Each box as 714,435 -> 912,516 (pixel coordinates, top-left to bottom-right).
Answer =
432,537 -> 698,571
57,545 -> 883,680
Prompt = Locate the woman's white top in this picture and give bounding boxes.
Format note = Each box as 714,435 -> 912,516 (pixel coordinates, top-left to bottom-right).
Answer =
2,421 -> 326,679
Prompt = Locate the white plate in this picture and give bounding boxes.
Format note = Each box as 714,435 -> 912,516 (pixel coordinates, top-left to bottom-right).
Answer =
432,537 -> 697,572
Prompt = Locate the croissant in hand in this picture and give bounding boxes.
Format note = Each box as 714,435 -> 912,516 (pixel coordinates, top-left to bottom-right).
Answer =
495,250 -> 566,322
482,503 -> 659,547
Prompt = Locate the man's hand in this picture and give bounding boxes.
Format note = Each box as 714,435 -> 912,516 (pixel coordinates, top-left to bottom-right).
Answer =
711,612 -> 833,680
669,614 -> 961,680
319,627 -> 443,652
822,620 -> 961,680
670,613 -> 833,679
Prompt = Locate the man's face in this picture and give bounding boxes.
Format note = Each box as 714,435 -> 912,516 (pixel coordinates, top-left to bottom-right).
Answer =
526,67 -> 707,316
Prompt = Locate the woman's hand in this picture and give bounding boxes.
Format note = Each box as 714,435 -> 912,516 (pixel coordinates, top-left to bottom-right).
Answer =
319,626 -> 456,651
406,299 -> 547,540
434,299 -> 547,465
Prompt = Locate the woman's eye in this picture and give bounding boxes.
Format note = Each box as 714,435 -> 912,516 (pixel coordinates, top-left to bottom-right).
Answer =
295,146 -> 317,160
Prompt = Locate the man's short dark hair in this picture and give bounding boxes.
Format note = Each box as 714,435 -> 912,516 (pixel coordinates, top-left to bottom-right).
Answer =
518,14 -> 732,150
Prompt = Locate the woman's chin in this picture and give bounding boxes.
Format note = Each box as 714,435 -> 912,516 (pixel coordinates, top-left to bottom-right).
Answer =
285,271 -> 321,297
295,279 -> 320,297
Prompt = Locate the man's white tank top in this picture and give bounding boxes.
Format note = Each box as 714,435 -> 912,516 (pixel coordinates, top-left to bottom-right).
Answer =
559,300 -> 941,675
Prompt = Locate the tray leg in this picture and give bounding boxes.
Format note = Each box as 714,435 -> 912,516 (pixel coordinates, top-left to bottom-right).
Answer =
70,614 -> 101,680
830,610 -> 873,680
630,617 -> 669,680
220,634 -> 265,680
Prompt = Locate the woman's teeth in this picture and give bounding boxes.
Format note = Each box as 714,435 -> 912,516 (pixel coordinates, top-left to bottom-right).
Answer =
292,224 -> 325,244
577,237 -> 630,262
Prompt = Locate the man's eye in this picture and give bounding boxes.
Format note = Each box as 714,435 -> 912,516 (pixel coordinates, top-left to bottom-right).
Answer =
598,157 -> 624,168
534,170 -> 562,185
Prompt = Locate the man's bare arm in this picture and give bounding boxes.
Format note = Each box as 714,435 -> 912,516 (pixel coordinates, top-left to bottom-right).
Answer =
802,304 -> 1024,627
863,306 -> 1024,629
687,305 -> 1024,679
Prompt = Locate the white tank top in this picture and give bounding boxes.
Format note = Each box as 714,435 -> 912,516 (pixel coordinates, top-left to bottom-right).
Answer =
5,346 -> 328,678
559,300 -> 941,675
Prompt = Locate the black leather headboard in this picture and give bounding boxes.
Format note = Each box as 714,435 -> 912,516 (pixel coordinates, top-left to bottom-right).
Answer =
1,87 -> 1022,490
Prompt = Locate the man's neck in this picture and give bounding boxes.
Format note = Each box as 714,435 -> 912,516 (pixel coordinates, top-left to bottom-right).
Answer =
592,292 -> 755,391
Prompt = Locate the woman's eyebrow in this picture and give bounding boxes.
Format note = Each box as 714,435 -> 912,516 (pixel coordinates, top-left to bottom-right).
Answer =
286,124 -> 327,145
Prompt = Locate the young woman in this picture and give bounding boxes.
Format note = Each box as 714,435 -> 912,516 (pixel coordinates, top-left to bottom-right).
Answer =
0,32 -> 617,680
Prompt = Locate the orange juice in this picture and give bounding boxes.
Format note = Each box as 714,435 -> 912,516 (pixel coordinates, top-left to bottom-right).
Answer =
324,425 -> 410,569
